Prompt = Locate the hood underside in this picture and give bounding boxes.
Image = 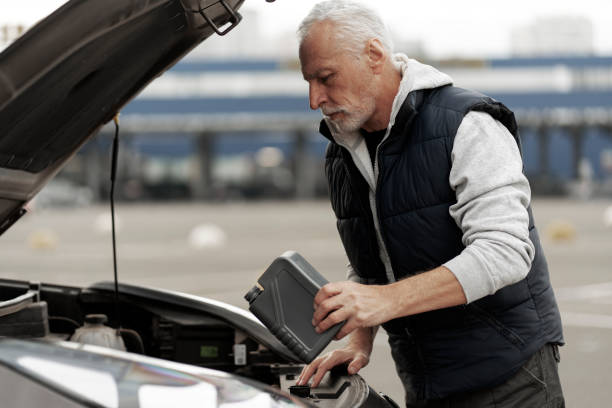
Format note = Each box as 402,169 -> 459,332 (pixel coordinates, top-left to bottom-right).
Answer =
0,0 -> 244,234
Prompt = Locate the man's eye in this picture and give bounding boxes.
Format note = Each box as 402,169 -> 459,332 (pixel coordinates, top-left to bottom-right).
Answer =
321,74 -> 332,84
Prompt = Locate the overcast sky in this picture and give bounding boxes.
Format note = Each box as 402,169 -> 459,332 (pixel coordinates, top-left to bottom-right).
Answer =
2,0 -> 612,58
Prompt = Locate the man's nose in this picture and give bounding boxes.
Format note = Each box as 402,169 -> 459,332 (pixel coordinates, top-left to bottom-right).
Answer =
309,83 -> 326,110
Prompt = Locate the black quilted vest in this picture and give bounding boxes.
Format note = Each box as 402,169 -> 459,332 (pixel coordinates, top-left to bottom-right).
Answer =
322,85 -> 564,399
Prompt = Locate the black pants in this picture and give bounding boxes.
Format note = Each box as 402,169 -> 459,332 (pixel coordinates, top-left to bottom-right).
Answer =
390,342 -> 565,408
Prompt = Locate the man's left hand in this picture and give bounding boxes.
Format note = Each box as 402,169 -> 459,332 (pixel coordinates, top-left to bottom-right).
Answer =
313,281 -> 393,340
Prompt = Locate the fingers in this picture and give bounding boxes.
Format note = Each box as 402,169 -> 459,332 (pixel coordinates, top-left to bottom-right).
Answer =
316,308 -> 348,333
309,352 -> 347,387
312,281 -> 358,328
313,282 -> 342,307
334,319 -> 356,340
297,357 -> 322,386
347,352 -> 369,375
312,296 -> 341,327
296,349 -> 354,387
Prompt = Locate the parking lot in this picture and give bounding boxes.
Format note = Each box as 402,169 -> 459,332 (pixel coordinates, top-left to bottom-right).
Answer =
3,198 -> 612,406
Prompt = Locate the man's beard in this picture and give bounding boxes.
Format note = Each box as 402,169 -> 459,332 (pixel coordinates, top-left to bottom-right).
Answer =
322,97 -> 376,134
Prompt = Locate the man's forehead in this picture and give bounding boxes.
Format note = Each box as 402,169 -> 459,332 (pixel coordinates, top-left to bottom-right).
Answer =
302,65 -> 335,81
300,51 -> 340,80
299,22 -> 342,78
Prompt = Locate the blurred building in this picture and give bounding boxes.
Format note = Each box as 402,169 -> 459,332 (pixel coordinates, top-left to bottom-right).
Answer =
8,8 -> 609,202
186,8 -> 299,60
0,24 -> 26,51
53,53 -> 610,203
511,16 -> 594,57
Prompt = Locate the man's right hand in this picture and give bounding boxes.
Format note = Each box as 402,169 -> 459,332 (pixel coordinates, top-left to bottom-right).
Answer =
296,327 -> 376,387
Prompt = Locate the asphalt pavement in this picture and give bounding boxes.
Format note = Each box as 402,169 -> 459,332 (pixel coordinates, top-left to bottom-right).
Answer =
3,198 -> 612,406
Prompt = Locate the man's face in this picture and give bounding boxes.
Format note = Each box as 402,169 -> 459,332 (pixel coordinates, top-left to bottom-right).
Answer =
299,22 -> 377,133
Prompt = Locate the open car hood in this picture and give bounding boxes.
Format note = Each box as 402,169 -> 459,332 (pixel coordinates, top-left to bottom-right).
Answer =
0,0 -> 244,235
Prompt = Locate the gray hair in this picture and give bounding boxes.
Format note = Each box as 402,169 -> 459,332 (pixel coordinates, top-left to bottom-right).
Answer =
298,0 -> 394,56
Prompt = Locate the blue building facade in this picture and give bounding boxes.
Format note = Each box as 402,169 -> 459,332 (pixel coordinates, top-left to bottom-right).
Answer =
90,55 -> 612,199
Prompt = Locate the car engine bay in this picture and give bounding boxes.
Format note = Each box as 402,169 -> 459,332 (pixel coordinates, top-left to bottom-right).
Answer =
0,278 -> 397,408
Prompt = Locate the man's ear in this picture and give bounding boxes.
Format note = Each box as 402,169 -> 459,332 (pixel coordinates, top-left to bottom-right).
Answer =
367,39 -> 385,73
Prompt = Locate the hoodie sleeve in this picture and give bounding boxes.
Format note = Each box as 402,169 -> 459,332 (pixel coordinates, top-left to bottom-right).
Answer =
346,263 -> 364,283
442,111 -> 535,303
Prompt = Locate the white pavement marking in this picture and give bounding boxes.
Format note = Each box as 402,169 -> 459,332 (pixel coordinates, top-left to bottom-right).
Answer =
555,281 -> 612,302
541,282 -> 612,329
188,223 -> 227,249
561,312 -> 612,329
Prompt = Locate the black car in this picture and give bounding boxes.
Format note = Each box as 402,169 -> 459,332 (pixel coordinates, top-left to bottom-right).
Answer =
0,1 -> 398,407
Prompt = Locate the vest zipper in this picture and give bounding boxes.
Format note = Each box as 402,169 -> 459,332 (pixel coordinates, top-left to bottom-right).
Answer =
371,100 -> 418,283
335,139 -> 395,283
372,138 -> 396,283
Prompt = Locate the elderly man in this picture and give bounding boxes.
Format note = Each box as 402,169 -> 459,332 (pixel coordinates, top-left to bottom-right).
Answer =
295,1 -> 564,407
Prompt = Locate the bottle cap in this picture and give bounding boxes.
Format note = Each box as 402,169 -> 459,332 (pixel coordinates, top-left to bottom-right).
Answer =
84,314 -> 108,325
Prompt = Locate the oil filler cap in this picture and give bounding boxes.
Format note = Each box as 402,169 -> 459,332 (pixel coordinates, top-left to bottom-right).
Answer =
289,385 -> 311,398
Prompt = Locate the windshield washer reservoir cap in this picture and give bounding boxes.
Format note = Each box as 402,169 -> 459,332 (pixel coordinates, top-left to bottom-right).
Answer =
84,314 -> 109,325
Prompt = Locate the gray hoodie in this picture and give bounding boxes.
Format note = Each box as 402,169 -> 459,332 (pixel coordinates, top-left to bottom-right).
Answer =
326,54 -> 534,303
